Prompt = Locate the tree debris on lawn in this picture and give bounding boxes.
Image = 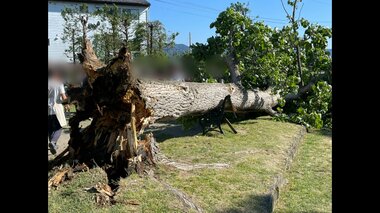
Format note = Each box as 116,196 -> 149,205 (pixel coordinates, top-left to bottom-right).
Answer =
85,182 -> 115,206
48,167 -> 73,190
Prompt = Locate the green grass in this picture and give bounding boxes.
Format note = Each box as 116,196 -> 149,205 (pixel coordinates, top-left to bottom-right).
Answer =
115,174 -> 187,212
155,117 -> 303,212
48,167 -> 109,213
274,130 -> 332,213
48,168 -> 183,213
48,117 -> 330,212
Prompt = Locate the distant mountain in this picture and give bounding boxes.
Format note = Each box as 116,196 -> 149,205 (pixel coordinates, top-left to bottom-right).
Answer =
164,44 -> 190,56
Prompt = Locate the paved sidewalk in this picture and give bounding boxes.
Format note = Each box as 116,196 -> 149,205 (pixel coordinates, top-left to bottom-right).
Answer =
48,118 -> 203,159
48,118 -> 91,160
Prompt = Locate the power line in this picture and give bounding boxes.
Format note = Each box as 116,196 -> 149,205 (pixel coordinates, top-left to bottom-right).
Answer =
257,20 -> 287,24
162,0 -> 289,22
256,16 -> 288,22
153,0 -> 219,13
163,0 -> 220,12
154,3 -> 285,24
252,17 -> 287,24
314,20 -> 331,23
253,16 -> 331,23
153,1 -> 215,19
252,16 -> 331,25
250,15 -> 287,24
308,0 -> 331,5
152,0 -> 330,25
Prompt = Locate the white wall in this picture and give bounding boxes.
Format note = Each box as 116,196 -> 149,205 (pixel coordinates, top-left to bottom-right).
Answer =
48,1 -> 149,63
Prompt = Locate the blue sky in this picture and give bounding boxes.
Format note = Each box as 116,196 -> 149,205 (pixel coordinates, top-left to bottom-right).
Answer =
149,0 -> 332,49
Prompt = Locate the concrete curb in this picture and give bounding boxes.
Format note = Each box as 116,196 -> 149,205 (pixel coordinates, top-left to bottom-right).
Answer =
267,126 -> 307,213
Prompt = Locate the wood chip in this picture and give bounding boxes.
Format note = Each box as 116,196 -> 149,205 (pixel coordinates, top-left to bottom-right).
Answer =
48,168 -> 73,189
95,182 -> 115,197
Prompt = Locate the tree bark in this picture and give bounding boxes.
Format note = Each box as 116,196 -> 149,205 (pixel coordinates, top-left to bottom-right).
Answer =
226,28 -> 242,86
285,77 -> 316,101
136,79 -> 279,122
225,54 -> 241,86
123,20 -> 129,48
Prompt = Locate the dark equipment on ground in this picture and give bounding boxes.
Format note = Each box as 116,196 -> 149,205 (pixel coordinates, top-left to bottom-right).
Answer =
199,95 -> 238,135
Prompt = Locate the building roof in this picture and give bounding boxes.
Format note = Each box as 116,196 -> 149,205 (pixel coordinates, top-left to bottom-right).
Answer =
49,0 -> 150,7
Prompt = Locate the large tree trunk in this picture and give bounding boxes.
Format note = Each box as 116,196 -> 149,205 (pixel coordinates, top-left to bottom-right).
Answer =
65,39 -> 280,179
137,79 -> 279,122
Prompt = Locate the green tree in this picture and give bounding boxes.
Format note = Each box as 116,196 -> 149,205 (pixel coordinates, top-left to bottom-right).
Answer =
130,22 -> 148,56
61,3 -> 98,63
209,2 -> 252,85
93,4 -> 138,62
146,21 -> 178,56
280,0 -> 304,86
129,20 -> 178,58
62,3 -> 177,63
192,3 -> 278,86
275,0 -> 332,129
189,2 -> 332,129
91,5 -> 177,61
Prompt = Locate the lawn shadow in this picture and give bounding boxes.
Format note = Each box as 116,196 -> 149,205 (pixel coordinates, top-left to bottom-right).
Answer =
317,129 -> 332,137
145,121 -> 203,142
309,128 -> 332,137
216,193 -> 273,213
216,192 -> 325,213
147,119 -> 244,142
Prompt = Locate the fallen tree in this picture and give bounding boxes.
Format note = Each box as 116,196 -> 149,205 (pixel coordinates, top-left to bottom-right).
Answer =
64,39 -> 282,181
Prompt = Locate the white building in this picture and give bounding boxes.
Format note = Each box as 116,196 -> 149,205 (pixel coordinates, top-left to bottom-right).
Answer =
48,0 -> 150,63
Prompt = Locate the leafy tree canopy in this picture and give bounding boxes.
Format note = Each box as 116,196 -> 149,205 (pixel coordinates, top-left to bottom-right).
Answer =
190,1 -> 332,129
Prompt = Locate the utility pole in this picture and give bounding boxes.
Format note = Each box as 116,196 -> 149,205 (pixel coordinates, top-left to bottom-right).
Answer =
188,32 -> 191,53
148,23 -> 153,55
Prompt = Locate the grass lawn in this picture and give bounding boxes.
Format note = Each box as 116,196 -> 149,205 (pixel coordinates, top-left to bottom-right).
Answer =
155,117 -> 304,212
274,130 -> 332,213
48,117 -> 330,213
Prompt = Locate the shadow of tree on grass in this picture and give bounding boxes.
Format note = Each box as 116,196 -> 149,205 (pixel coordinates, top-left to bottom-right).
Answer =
216,193 -> 273,213
216,193 -> 326,213
145,121 -> 203,142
